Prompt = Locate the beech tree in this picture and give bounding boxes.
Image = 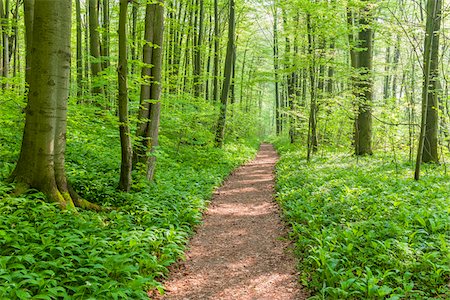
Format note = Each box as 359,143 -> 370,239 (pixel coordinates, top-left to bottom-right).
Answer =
354,1 -> 374,156
215,0 -> 235,147
134,0 -> 165,181
118,0 -> 132,191
11,0 -> 97,210
415,0 -> 442,180
89,0 -> 103,95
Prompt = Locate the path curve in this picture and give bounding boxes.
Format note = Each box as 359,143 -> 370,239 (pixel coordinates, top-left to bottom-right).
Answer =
156,144 -> 308,300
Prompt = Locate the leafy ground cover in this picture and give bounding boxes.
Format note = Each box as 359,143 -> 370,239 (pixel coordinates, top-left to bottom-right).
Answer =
0,98 -> 257,299
275,142 -> 450,299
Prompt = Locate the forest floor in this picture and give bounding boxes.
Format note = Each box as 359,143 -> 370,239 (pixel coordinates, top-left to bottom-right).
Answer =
153,144 -> 308,300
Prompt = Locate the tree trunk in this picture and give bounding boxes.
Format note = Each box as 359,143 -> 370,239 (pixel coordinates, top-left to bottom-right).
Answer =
76,0 -> 83,98
23,0 -> 34,88
118,0 -> 132,191
134,0 -> 164,181
89,0 -> 103,95
415,0 -> 442,179
212,0 -> 219,102
273,3 -> 281,135
11,0 -> 75,208
101,0 -> 110,70
354,2 -> 373,156
2,0 -> 9,89
193,0 -> 204,97
215,0 -> 235,147
306,13 -> 317,161
130,0 -> 139,73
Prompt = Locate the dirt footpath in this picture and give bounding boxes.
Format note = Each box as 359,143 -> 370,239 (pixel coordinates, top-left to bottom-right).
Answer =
156,144 -> 308,300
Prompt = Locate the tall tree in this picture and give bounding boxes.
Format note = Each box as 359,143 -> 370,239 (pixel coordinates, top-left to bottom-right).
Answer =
193,0 -> 204,98
215,0 -> 235,147
273,2 -> 281,135
212,0 -> 219,102
75,0 -> 83,97
1,0 -> 9,88
23,0 -> 34,87
134,0 -> 165,181
354,1 -> 374,156
306,12 -> 318,161
118,0 -> 132,191
11,0 -> 77,208
101,0 -> 110,70
89,0 -> 103,95
415,0 -> 442,179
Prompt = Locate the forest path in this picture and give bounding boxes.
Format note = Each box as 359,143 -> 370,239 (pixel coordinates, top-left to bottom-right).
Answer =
155,144 -> 308,300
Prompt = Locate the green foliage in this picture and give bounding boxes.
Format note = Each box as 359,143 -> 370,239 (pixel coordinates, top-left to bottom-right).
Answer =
0,99 -> 257,299
275,143 -> 450,299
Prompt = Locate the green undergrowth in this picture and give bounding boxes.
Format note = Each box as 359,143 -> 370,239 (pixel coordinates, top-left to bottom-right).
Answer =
0,99 -> 258,299
275,142 -> 450,299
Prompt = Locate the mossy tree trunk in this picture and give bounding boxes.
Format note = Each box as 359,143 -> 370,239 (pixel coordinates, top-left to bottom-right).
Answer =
11,0 -> 100,211
134,0 -> 164,181
11,0 -> 72,209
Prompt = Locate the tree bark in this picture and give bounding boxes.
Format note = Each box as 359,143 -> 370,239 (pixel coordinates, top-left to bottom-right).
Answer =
2,0 -> 9,89
415,0 -> 442,179
212,0 -> 219,102
273,3 -> 281,135
101,0 -> 110,70
118,0 -> 132,191
23,0 -> 34,88
89,0 -> 103,95
354,2 -> 373,156
306,13 -> 317,161
193,0 -> 204,98
134,0 -> 164,181
11,0 -> 74,208
215,0 -> 235,147
76,0 -> 83,98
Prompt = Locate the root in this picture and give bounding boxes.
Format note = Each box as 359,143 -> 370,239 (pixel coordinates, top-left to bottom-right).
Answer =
9,179 -> 111,212
11,182 -> 30,196
68,184 -> 112,212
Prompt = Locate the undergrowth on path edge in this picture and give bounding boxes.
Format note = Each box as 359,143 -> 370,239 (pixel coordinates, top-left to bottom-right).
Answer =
0,102 -> 258,299
274,142 -> 450,300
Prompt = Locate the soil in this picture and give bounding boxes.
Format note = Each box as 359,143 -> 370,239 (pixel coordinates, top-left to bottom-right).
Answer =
153,144 -> 308,300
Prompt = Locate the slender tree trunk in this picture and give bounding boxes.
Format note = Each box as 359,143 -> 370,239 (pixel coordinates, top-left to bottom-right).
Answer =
273,3 -> 281,135
306,13 -> 317,161
23,0 -> 34,88
131,0 -> 138,73
193,0 -> 204,97
134,0 -> 165,181
230,45 -> 236,105
215,0 -> 235,147
2,0 -> 9,89
118,0 -> 132,191
354,2 -> 374,156
89,0 -> 103,95
76,0 -> 83,98
11,1 -> 18,80
102,0 -> 110,70
415,0 -> 442,179
212,0 -> 219,102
